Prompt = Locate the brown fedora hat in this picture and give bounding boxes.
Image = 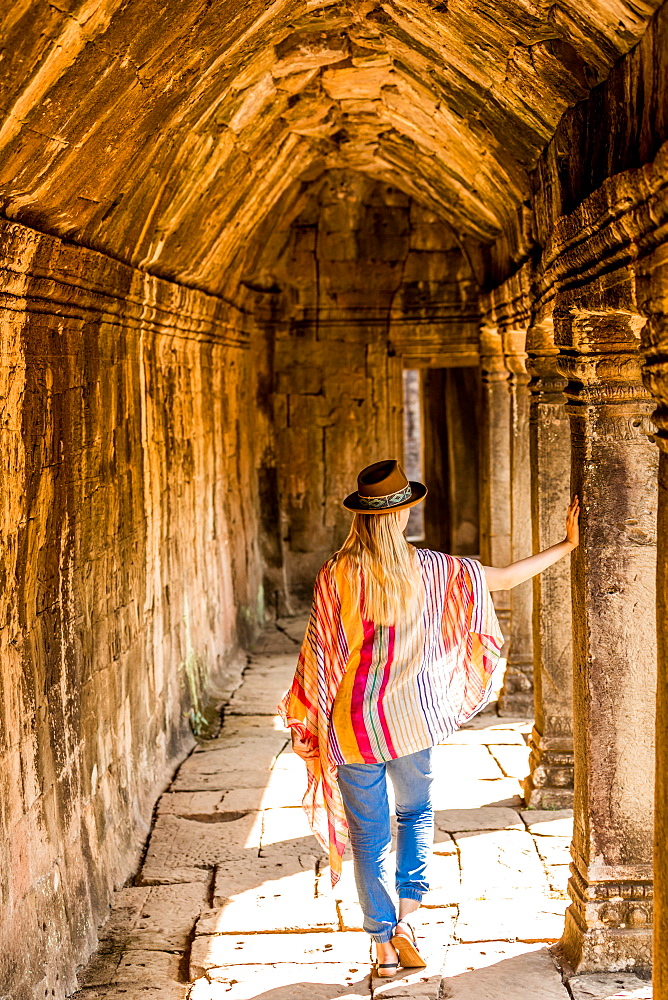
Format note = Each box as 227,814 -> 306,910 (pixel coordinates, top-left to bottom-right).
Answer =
343,459 -> 427,513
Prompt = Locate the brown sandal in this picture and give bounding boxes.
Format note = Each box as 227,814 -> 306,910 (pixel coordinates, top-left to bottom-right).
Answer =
390,920 -> 426,968
371,941 -> 400,978
373,961 -> 400,978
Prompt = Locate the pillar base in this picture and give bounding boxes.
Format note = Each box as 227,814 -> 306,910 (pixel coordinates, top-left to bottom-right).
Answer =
498,658 -> 533,716
522,726 -> 574,808
559,862 -> 653,973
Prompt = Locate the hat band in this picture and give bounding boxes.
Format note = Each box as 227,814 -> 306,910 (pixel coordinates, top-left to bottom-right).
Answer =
357,483 -> 412,509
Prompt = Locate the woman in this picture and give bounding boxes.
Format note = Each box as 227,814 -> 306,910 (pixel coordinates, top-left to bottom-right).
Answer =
279,459 -> 579,977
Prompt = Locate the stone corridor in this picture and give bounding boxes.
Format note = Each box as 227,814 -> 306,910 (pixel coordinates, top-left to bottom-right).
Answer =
70,621 -> 648,1000
3,0 -> 668,997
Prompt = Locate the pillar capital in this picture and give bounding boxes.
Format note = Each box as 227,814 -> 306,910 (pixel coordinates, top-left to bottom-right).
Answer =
527,316 -> 568,400
642,311 -> 668,452
554,306 -> 653,420
502,326 -> 529,380
479,325 -> 509,382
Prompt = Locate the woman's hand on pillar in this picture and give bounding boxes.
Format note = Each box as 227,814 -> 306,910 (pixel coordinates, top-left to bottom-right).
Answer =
484,495 -> 580,591
564,494 -> 580,550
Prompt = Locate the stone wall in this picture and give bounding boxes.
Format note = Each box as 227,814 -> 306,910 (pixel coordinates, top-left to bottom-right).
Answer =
0,220 -> 266,999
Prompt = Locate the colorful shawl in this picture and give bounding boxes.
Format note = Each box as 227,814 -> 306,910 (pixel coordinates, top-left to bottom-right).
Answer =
278,549 -> 504,885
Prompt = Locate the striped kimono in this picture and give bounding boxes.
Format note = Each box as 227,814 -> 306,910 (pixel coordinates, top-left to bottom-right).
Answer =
278,549 -> 504,885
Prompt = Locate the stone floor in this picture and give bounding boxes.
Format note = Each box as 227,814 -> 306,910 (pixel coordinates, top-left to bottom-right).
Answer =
70,620 -> 653,1000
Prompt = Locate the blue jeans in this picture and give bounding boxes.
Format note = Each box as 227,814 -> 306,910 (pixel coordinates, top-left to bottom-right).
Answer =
336,748 -> 434,943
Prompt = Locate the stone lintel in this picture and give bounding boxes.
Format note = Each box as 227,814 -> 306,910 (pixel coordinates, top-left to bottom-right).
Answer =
401,352 -> 480,368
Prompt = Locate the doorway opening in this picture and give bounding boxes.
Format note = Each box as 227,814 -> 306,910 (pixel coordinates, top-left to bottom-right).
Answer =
403,367 -> 481,555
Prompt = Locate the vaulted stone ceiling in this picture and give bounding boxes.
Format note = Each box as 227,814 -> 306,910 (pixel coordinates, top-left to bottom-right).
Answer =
0,0 -> 661,294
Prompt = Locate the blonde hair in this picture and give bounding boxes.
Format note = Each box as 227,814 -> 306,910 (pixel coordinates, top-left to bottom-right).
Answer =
331,511 -> 422,626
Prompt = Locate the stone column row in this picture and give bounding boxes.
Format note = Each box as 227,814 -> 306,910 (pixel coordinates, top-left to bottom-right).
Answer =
478,288 -> 659,973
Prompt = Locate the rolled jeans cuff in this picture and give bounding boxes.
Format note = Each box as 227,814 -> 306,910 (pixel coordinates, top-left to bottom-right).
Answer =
369,930 -> 395,944
397,887 -> 424,902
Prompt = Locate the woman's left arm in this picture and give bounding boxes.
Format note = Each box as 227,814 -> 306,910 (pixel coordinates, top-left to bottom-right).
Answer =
484,495 -> 580,592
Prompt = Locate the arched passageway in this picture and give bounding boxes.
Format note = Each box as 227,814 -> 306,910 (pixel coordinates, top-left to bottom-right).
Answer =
1,1 -> 668,997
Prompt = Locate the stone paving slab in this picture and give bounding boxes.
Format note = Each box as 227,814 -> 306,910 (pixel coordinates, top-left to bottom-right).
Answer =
227,694 -> 292,716
171,767 -> 274,793
195,890 -> 338,935
227,663 -> 297,716
157,790 -> 226,816
138,813 -> 262,884
272,747 -> 310,772
372,974 -> 442,998
179,740 -> 286,776
260,835 -> 327,859
487,744 -> 530,780
261,805 -> 319,846
545,865 -> 571,897
94,884 -> 210,952
440,943 -> 569,998
275,616 -> 310,643
454,829 -> 550,896
221,777 -> 305,811
455,896 -> 567,943
432,833 -> 458,856
79,948 -> 182,988
533,835 -> 572,867
213,855 -> 317,904
520,809 -> 574,837
250,627 -> 303,654
191,732 -> 289,751
430,776 -> 523,810
435,807 -> 522,832
212,865 -> 318,912
200,715 -> 287,741
568,973 -> 652,998
421,852 -> 460,904
457,715 -> 532,730
189,964 -> 372,998
73,987 -> 187,1000
190,931 -> 371,976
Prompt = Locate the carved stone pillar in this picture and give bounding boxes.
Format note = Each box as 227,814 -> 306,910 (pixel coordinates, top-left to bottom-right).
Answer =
498,328 -> 534,716
479,325 -> 511,640
639,259 -> 668,998
523,316 -> 574,808
557,306 -> 657,973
